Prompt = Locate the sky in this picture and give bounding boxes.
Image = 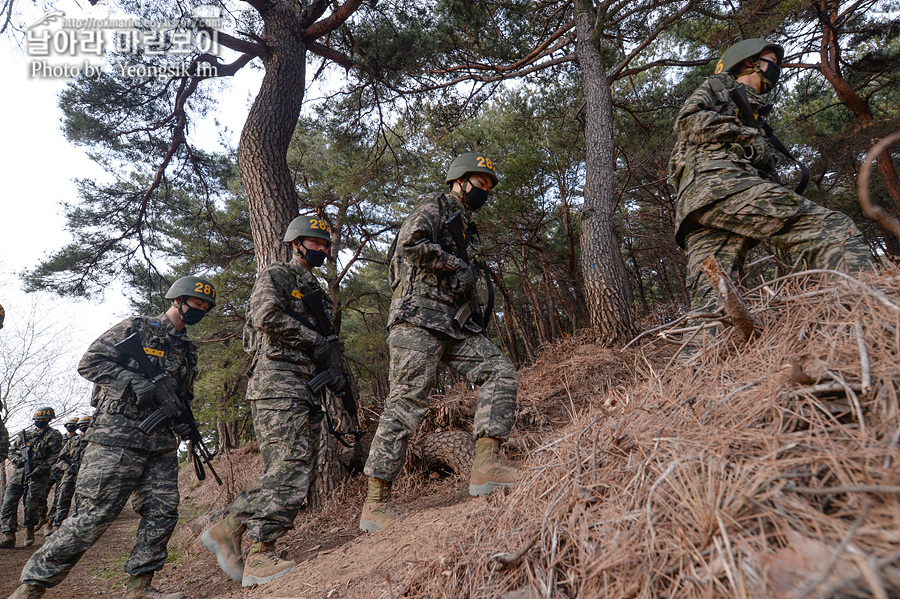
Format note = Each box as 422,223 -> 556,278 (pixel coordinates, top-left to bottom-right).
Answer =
0,0 -> 263,431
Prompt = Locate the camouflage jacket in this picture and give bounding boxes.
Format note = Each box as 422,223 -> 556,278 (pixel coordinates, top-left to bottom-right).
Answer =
388,191 -> 484,339
668,73 -> 778,247
78,314 -> 197,452
245,259 -> 335,400
53,433 -> 87,474
8,425 -> 63,485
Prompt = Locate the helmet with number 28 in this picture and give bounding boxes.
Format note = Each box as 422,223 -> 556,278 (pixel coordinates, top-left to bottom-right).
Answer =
165,276 -> 217,310
445,152 -> 499,189
283,216 -> 332,246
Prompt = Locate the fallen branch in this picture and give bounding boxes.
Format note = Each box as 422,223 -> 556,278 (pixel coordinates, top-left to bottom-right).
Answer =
858,130 -> 900,242
700,257 -> 759,342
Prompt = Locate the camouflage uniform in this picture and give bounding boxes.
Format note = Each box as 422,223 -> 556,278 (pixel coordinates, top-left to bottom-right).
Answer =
45,432 -> 78,526
51,432 -> 89,527
1,425 -> 63,535
20,314 -> 195,588
227,261 -> 327,544
364,191 -> 518,482
668,73 -> 873,308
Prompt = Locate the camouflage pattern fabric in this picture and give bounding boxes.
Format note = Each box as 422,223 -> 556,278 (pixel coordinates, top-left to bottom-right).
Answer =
668,73 -> 873,307
52,435 -> 89,526
388,191 -> 485,339
79,314 -> 197,452
17,312 -> 195,587
21,442 -> 179,586
1,425 -> 62,533
364,322 -> 518,482
46,433 -> 79,525
228,259 -> 332,543
0,419 -> 8,462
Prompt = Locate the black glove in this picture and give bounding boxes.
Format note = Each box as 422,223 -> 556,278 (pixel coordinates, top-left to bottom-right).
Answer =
311,334 -> 331,365
326,374 -> 347,394
172,421 -> 192,439
131,377 -> 158,406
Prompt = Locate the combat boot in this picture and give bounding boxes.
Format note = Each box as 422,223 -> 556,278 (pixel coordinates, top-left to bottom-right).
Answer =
23,527 -> 35,547
122,573 -> 185,599
1,532 -> 15,548
241,540 -> 296,587
44,523 -> 55,536
469,437 -> 519,496
201,514 -> 245,582
359,477 -> 401,532
8,584 -> 46,598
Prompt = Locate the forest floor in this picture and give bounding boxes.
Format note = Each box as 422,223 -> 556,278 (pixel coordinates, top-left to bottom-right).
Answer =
3,268 -> 899,599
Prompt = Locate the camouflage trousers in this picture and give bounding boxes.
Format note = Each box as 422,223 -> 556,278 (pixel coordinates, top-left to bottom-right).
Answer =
52,466 -> 80,527
21,442 -> 179,587
228,389 -> 323,544
684,187 -> 874,309
44,468 -> 64,525
364,322 -> 518,482
1,474 -> 53,533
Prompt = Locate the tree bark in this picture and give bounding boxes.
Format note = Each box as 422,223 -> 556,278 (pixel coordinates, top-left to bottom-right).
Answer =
238,3 -> 308,270
574,1 -> 637,344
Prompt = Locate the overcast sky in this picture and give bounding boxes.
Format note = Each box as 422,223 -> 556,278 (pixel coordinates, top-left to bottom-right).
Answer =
0,0 -> 262,431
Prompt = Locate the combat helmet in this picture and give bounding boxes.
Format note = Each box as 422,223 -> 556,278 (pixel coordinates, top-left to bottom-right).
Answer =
445,152 -> 498,188
715,38 -> 784,75
78,416 -> 92,430
165,276 -> 216,309
64,416 -> 80,432
34,406 -> 55,419
283,216 -> 332,245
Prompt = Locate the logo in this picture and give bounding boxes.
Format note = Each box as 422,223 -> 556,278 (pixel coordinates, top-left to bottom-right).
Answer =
25,7 -> 223,81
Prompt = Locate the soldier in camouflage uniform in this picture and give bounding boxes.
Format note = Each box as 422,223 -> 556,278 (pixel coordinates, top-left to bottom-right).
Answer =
1,407 -> 63,548
668,38 -> 873,309
0,304 -> 9,465
202,216 -> 335,588
44,417 -> 81,535
49,416 -> 92,531
359,152 -> 519,533
10,276 -> 216,599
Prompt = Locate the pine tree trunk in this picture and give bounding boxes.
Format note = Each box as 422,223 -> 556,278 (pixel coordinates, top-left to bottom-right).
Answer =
574,1 -> 637,344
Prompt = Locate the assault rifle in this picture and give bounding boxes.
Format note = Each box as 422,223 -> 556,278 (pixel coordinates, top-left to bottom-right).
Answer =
114,333 -> 222,485
445,211 -> 494,329
17,430 -> 32,490
729,85 -> 809,195
297,288 -> 363,448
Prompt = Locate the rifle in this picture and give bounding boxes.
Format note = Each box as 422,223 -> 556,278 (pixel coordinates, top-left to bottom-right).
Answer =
114,333 -> 222,485
729,85 -> 809,195
17,430 -> 32,489
445,211 -> 494,329
294,288 -> 363,448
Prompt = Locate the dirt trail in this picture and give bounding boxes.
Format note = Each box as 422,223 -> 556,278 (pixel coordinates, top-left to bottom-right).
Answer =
0,511 -> 140,598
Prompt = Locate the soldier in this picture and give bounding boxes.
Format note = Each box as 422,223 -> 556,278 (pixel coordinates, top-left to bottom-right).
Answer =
668,38 -> 874,309
201,216 -> 336,588
49,417 -> 92,532
0,304 -> 8,464
44,417 -> 81,535
1,407 -> 63,548
9,276 -> 216,599
359,152 -> 519,532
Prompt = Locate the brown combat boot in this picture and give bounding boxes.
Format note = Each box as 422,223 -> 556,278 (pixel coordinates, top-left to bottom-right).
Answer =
122,573 -> 185,599
469,437 -> 519,496
201,515 -> 245,582
359,477 -> 402,532
8,584 -> 46,598
241,540 -> 296,587
23,527 -> 35,547
1,532 -> 15,548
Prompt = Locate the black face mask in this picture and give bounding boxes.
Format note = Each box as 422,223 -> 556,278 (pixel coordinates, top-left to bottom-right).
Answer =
78,426 -> 89,433
179,304 -> 206,326
65,424 -> 78,433
34,420 -> 49,429
302,248 -> 327,268
464,186 -> 489,211
759,58 -> 780,93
